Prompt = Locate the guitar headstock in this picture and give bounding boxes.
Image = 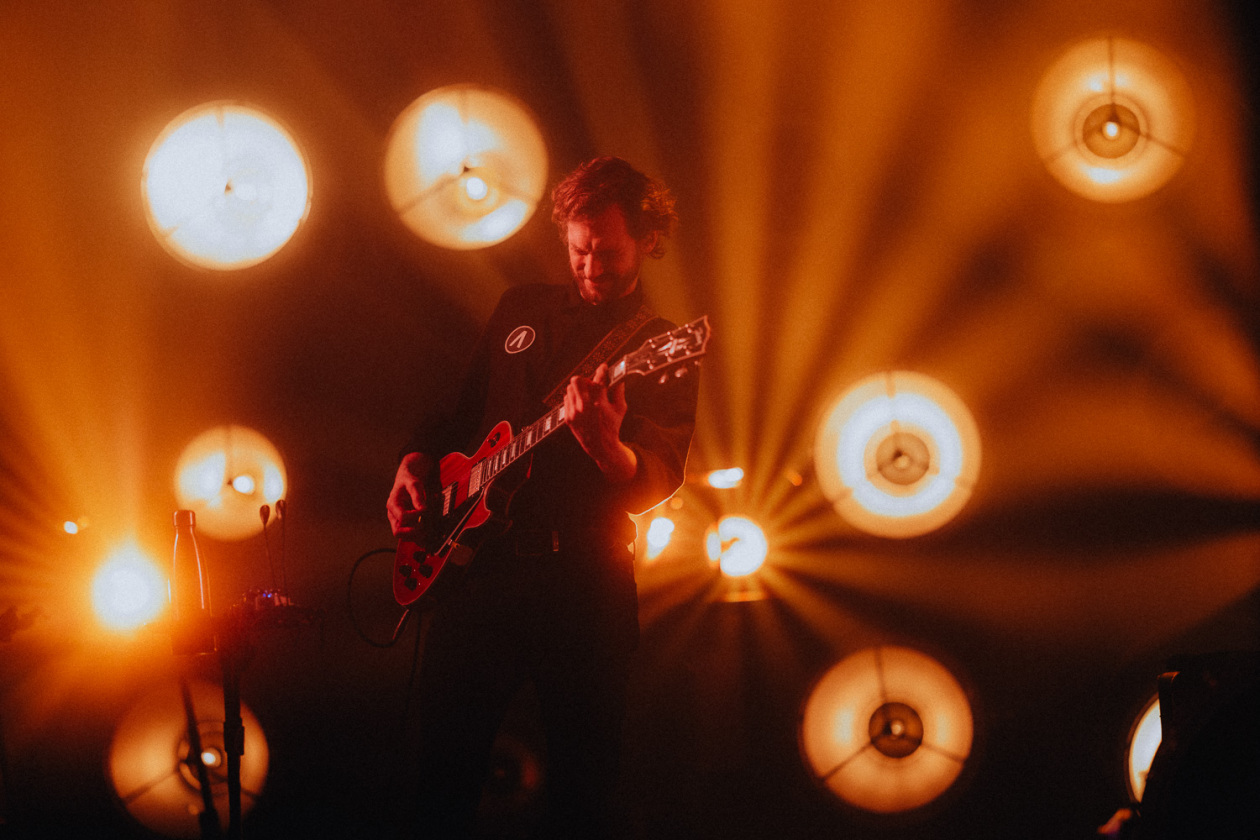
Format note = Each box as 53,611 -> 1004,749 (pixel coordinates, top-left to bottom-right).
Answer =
623,315 -> 710,382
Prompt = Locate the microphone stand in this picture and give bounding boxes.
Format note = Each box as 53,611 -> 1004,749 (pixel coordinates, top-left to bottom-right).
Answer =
207,590 -> 321,840
173,504 -> 320,840
217,604 -> 250,840
180,676 -> 224,840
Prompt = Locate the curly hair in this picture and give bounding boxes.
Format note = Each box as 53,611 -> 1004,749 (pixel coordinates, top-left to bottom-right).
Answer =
551,156 -> 677,258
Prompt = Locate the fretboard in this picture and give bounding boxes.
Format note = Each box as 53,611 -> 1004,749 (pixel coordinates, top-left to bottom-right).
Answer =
464,357 -> 630,494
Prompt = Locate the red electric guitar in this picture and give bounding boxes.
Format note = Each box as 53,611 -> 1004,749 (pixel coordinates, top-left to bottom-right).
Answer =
393,315 -> 710,606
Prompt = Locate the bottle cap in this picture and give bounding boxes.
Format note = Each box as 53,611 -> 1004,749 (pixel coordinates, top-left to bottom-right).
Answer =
174,510 -> 197,528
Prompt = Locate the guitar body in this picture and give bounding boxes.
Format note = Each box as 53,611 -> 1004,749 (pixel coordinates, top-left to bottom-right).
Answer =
393,421 -> 518,606
391,315 -> 710,608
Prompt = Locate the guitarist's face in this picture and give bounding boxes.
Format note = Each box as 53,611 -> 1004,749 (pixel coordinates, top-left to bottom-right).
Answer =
566,205 -> 654,305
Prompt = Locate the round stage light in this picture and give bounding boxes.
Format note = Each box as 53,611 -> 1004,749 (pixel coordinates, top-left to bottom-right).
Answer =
814,372 -> 981,538
1031,37 -> 1195,202
108,678 -> 269,839
143,102 -> 311,270
383,84 -> 548,249
704,516 -> 768,577
1126,695 -> 1162,802
174,426 -> 286,542
799,646 -> 973,814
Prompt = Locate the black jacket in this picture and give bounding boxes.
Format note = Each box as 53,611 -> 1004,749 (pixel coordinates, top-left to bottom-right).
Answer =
405,281 -> 699,547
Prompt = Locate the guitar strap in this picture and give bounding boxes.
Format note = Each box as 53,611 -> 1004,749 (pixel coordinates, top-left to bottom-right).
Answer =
542,303 -> 656,408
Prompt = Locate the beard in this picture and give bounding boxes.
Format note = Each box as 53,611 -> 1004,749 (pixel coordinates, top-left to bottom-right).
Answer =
573,264 -> 640,305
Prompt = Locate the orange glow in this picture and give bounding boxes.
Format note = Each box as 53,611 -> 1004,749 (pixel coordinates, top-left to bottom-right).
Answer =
814,372 -> 981,537
174,426 -> 286,542
109,679 -> 269,838
704,516 -> 768,577
383,84 -> 547,249
91,542 -> 167,632
1031,37 -> 1195,202
142,102 -> 312,269
1127,696 -> 1162,801
800,646 -> 973,813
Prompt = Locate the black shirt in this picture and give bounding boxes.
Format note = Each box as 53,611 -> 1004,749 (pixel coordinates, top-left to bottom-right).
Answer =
406,281 -> 699,547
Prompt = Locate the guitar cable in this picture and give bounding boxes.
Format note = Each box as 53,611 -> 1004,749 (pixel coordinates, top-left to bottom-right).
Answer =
345,547 -> 413,649
345,547 -> 431,829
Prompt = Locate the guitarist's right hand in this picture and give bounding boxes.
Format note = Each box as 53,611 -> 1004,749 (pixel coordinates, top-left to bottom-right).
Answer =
387,451 -> 434,538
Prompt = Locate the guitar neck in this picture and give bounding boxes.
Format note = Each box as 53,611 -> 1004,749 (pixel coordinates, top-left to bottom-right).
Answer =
473,358 -> 630,487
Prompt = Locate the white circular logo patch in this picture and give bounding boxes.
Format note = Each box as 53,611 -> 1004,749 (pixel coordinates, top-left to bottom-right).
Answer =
505,325 -> 536,354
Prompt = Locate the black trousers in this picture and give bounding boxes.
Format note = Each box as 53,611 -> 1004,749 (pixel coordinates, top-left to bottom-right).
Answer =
407,537 -> 639,839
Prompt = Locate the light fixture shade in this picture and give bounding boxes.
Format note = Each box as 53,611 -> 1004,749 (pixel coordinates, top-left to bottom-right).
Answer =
384,84 -> 548,249
814,372 -> 981,538
1031,37 -> 1195,202
108,678 -> 269,839
174,426 -> 286,541
799,646 -> 973,814
143,102 -> 312,269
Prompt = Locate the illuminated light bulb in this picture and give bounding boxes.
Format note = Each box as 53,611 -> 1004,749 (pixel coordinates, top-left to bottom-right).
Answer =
645,517 -> 676,560
175,426 -> 286,541
815,372 -> 980,538
463,174 -> 490,201
1081,103 -> 1142,159
1031,37 -> 1195,202
705,516 -> 768,577
707,467 -> 745,489
64,520 -> 80,535
92,543 -> 167,632
142,102 -> 311,269
384,84 -> 547,249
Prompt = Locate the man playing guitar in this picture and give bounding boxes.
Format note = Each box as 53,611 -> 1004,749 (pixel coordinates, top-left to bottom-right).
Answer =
387,156 -> 700,838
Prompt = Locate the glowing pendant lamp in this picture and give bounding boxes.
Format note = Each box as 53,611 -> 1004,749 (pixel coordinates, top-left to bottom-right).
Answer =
174,425 -> 286,542
815,372 -> 981,538
799,646 -> 974,813
143,102 -> 311,269
384,84 -> 548,249
1031,37 -> 1195,202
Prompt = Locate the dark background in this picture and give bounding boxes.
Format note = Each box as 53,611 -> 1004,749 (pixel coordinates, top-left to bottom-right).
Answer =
2,1 -> 1259,838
